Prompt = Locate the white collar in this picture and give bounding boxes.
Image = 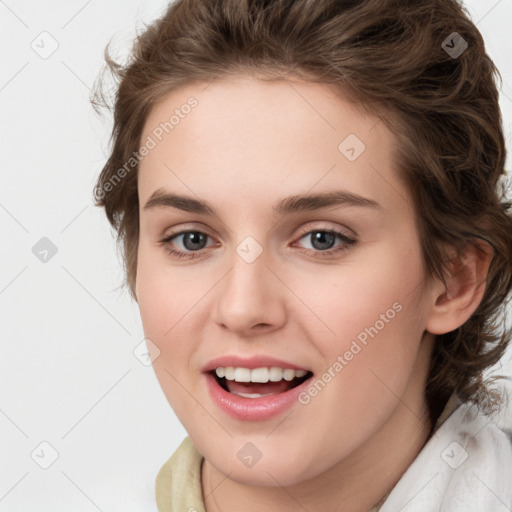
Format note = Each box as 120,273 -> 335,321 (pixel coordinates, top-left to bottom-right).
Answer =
379,397 -> 512,511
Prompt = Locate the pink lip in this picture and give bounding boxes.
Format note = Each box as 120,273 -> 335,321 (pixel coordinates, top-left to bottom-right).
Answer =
202,355 -> 310,373
204,371 -> 313,421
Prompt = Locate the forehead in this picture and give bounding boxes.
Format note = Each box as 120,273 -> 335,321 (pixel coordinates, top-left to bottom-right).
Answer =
138,75 -> 410,216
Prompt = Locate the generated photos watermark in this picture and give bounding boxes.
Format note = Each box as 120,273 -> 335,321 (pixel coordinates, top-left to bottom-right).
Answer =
298,301 -> 403,405
94,96 -> 198,200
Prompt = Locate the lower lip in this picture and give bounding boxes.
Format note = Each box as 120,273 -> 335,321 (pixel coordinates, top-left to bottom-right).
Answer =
204,372 -> 312,421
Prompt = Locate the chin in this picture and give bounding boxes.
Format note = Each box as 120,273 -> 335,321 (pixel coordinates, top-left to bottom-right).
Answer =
197,433 -> 324,488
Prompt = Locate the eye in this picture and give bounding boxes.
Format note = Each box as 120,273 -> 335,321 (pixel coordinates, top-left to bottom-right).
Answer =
293,227 -> 356,257
159,230 -> 215,259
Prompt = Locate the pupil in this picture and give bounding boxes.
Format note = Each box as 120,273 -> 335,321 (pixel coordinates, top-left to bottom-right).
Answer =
311,231 -> 335,250
184,232 -> 207,250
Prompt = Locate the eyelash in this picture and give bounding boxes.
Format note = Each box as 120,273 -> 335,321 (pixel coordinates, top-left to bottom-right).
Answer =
158,225 -> 356,260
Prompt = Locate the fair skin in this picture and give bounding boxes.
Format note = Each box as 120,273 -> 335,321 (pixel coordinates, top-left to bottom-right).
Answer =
135,74 -> 491,512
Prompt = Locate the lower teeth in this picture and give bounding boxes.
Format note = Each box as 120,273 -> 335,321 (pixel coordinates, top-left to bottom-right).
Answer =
232,391 -> 275,398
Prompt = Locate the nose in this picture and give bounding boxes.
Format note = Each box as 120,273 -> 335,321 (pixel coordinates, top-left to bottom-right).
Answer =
212,245 -> 287,337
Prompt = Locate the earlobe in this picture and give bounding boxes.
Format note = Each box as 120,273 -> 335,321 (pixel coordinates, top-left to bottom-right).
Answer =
425,239 -> 494,335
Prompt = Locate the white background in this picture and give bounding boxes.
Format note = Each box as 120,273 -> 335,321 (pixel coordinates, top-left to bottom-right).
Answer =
1,1 -> 511,510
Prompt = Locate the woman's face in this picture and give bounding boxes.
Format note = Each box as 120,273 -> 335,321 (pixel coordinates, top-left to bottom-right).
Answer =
136,75 -> 439,486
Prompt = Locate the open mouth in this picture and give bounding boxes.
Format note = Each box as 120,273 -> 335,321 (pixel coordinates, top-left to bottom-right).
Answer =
211,367 -> 313,398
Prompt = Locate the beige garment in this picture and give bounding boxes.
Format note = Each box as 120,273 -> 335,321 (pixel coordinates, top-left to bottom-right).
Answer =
155,392 -> 462,512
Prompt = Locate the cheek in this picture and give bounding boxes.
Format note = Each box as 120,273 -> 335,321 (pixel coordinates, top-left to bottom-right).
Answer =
135,249 -> 196,375
288,241 -> 427,396
289,249 -> 422,351
136,257 -> 202,417
136,243 -> 204,332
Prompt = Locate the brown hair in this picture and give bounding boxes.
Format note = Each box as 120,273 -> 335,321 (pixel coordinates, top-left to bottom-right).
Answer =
91,0 -> 512,426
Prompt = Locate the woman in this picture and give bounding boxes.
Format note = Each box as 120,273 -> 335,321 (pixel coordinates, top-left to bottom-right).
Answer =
92,0 -> 512,510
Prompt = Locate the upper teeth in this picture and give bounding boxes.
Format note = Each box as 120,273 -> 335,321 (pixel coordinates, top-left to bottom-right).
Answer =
215,367 -> 307,383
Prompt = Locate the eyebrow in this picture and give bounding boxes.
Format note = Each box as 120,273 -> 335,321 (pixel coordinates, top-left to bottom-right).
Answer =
143,187 -> 381,216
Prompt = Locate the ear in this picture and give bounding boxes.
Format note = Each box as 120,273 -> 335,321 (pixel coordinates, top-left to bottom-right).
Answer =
425,238 -> 494,335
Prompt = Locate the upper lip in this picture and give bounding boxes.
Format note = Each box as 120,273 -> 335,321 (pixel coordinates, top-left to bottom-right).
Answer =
202,355 -> 311,373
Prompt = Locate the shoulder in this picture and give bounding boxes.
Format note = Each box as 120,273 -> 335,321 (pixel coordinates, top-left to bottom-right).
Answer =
155,436 -> 206,512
